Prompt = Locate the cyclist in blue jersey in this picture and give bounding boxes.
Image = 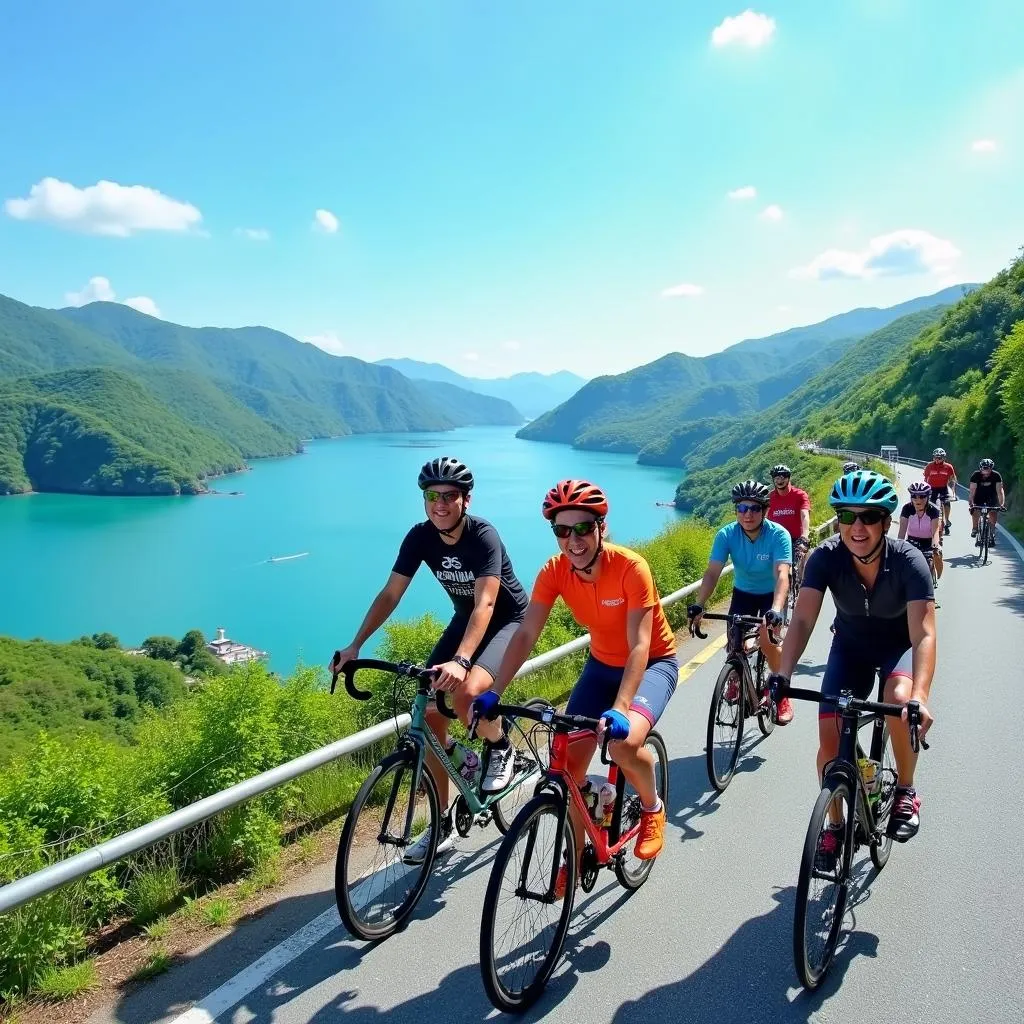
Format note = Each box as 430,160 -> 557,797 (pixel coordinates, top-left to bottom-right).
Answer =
688,480 -> 794,723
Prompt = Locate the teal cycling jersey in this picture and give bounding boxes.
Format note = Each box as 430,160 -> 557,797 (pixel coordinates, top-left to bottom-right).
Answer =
709,520 -> 793,595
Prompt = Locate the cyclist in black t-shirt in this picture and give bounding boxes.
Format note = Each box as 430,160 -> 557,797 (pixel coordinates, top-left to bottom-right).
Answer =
969,459 -> 1006,547
331,456 -> 528,862
769,471 -> 936,866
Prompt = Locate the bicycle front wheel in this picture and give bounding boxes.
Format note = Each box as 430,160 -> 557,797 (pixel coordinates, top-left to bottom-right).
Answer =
755,652 -> 775,737
614,729 -> 669,890
480,794 -> 577,1013
492,698 -> 550,835
869,722 -> 897,871
706,659 -> 745,792
794,779 -> 851,990
335,749 -> 439,941
980,522 -> 989,565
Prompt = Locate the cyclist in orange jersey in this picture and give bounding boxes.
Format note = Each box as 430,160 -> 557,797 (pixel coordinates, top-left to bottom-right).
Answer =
482,480 -> 678,894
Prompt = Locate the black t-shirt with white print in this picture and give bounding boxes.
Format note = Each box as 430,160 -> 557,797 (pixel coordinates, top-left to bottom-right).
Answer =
969,469 -> 1003,506
393,514 -> 529,625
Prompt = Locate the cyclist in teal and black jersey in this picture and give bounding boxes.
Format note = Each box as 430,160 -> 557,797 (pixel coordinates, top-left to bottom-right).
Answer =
688,480 -> 794,722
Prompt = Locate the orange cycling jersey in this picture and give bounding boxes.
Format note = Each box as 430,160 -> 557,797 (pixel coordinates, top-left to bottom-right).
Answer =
531,543 -> 677,667
923,461 -> 956,489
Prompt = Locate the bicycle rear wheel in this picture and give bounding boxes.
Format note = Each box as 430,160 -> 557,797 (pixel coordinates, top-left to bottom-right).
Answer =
335,749 -> 439,941
492,698 -> 550,834
480,793 -> 577,1013
794,778 -> 851,990
706,658 -> 745,792
614,730 -> 669,890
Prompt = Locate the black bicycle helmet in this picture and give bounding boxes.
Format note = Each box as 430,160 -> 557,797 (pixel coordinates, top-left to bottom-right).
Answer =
979,458 -> 995,470
417,456 -> 474,492
843,461 -> 860,474
731,479 -> 771,505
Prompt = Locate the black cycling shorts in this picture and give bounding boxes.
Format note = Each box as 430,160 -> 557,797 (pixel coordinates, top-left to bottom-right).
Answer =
728,588 -> 774,618
929,485 -> 950,505
427,617 -> 520,680
905,536 -> 934,556
819,641 -> 913,719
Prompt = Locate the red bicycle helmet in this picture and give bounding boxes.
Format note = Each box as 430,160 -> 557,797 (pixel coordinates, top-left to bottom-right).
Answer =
542,479 -> 609,520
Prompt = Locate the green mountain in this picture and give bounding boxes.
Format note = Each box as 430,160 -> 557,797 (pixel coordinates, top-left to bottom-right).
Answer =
375,358 -> 585,419
656,305 -> 952,470
0,368 -> 249,495
517,285 -> 976,452
805,255 -> 1024,480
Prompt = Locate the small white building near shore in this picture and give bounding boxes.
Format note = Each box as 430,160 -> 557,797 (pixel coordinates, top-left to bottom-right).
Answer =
206,627 -> 268,665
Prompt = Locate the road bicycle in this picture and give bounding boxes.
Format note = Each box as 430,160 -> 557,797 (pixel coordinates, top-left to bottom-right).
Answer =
785,541 -> 809,625
331,657 -> 546,941
474,697 -> 668,1013
778,675 -> 927,990
691,612 -> 777,792
970,504 -> 1005,565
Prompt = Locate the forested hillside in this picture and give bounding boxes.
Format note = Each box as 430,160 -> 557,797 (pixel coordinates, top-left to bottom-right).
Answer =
517,286 -> 970,453
663,305 -> 950,470
806,254 -> 1024,502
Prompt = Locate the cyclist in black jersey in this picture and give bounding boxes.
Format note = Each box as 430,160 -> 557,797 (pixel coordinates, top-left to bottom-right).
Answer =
331,456 -> 528,862
769,471 -> 936,859
969,459 -> 1006,547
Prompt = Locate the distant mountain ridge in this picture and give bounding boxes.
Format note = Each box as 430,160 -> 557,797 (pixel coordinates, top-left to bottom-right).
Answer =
0,295 -> 525,495
517,284 -> 977,457
375,358 -> 586,419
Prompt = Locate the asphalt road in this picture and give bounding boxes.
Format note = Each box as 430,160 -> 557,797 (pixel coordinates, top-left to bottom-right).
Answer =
97,471 -> 1024,1024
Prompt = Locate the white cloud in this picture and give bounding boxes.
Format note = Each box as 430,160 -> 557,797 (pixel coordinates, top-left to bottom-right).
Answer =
777,304 -> 792,312
5,177 -> 201,237
64,276 -> 116,305
312,208 -> 339,234
463,351 -> 480,362
791,229 -> 961,281
501,340 -> 521,352
711,10 -> 777,48
760,203 -> 784,222
63,276 -> 161,317
727,185 -> 757,200
122,296 -> 161,317
970,138 -> 997,153
236,227 -> 270,241
302,331 -> 345,355
661,282 -> 705,298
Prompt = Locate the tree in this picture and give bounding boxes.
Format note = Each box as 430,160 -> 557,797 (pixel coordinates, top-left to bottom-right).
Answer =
92,632 -> 120,650
176,630 -> 208,661
141,635 -> 178,661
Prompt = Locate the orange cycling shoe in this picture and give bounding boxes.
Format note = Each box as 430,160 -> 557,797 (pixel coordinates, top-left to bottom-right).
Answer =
634,804 -> 666,860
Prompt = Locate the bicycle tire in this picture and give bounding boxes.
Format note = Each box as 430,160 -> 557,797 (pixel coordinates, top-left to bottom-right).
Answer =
755,652 -> 775,737
614,730 -> 669,890
492,697 -> 551,835
980,520 -> 989,565
706,658 -> 745,792
869,722 -> 896,871
335,749 -> 440,942
794,778 -> 851,990
480,793 -> 577,1013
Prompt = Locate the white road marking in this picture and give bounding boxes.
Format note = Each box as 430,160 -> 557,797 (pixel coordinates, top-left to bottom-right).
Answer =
167,906 -> 339,1024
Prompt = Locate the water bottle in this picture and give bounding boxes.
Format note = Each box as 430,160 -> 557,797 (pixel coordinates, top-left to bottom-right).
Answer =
596,781 -> 617,827
579,779 -> 601,823
857,757 -> 881,805
447,740 -> 480,784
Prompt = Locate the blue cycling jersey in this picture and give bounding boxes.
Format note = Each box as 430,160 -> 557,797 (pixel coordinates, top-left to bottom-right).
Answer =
710,520 -> 793,595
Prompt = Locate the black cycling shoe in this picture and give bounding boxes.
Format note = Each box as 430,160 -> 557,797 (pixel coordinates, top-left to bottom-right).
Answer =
887,786 -> 921,842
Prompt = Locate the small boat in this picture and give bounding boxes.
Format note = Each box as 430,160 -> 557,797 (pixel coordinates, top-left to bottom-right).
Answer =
268,552 -> 310,563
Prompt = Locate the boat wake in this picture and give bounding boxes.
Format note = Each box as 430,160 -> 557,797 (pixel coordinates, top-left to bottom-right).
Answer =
267,552 -> 310,564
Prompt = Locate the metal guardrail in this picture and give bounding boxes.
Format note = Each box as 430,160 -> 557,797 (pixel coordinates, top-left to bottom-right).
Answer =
0,511 -> 840,916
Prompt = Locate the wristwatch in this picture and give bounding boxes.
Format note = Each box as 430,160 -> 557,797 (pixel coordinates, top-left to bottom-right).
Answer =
453,655 -> 472,671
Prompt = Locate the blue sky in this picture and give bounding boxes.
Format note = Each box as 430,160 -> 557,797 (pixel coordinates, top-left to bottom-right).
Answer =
1,1 -> 1021,377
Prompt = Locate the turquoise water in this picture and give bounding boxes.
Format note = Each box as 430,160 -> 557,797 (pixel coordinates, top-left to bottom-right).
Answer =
0,427 -> 684,672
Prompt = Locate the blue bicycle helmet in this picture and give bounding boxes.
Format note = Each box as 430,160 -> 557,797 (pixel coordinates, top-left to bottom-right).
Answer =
829,470 -> 899,514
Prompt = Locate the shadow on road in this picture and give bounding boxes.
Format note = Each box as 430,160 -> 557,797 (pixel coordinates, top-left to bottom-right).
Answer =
611,885 -> 880,1024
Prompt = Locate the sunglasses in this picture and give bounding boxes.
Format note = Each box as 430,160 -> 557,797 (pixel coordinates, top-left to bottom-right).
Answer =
551,520 -> 598,539
424,489 -> 463,504
836,508 -> 887,526
735,502 -> 765,515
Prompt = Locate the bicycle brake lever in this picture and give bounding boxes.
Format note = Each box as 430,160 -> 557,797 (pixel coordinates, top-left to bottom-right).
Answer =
600,729 -> 614,765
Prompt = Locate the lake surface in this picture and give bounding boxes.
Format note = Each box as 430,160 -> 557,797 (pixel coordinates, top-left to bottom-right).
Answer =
0,428 -> 684,672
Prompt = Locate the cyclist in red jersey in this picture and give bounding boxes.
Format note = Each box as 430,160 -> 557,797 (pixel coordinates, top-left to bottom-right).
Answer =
922,448 -> 957,534
767,464 -> 811,571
